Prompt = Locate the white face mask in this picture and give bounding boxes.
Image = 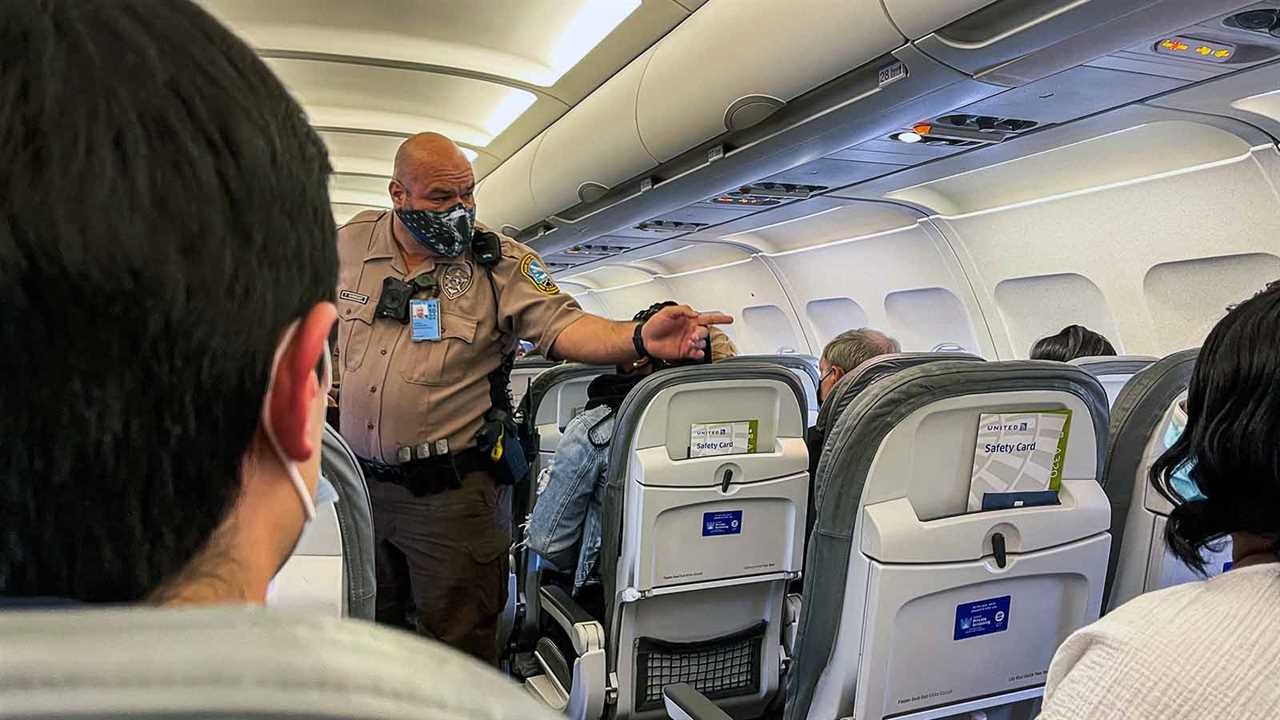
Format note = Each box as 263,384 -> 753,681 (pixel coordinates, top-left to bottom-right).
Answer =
261,320 -> 332,522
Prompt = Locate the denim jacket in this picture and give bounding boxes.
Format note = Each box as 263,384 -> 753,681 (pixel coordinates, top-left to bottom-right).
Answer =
525,404 -> 615,591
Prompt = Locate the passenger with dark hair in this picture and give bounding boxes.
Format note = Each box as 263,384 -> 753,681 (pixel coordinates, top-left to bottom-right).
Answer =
0,0 -> 330,608
525,302 -> 738,593
1038,281 -> 1280,719
1029,324 -> 1117,362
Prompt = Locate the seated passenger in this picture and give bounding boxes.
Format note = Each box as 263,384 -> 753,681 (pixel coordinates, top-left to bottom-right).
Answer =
809,328 -> 900,474
817,328 -> 902,406
1038,281 -> 1280,719
1029,324 -> 1117,361
0,0 -> 341,609
525,302 -> 738,592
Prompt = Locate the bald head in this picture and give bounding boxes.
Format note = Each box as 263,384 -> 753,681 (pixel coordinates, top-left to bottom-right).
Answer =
389,132 -> 475,213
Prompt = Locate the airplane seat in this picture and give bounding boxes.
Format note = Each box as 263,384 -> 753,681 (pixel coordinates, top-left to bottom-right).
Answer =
511,356 -> 559,409
784,360 -> 1112,720
505,363 -> 609,656
268,423 -> 375,620
722,354 -> 820,426
0,606 -> 562,720
1102,348 -> 1228,613
1068,355 -> 1158,408
522,363 -> 809,720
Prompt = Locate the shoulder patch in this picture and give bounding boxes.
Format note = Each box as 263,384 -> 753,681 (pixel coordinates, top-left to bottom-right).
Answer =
519,254 -> 560,295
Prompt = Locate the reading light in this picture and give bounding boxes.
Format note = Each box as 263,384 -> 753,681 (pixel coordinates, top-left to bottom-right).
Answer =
895,131 -> 923,144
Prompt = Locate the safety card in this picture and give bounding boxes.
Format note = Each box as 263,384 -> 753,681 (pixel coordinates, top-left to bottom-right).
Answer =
690,419 -> 759,458
968,410 -> 1072,512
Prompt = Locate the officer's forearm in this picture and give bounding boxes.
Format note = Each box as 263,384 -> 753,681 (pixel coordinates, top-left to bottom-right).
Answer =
550,315 -> 639,365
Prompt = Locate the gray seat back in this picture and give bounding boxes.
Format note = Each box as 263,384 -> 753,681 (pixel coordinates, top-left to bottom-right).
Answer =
599,363 -> 809,720
1068,355 -> 1158,407
1102,349 -> 1228,612
511,357 -> 558,409
789,361 -> 1112,720
0,606 -> 561,719
268,424 -> 375,620
723,354 -> 820,425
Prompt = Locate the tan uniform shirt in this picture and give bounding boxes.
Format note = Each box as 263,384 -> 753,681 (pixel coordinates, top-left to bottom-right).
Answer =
336,210 -> 584,462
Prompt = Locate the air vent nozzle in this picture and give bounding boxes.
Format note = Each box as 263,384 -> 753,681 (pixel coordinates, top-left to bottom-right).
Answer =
1225,9 -> 1279,33
564,243 -> 630,257
937,114 -> 1038,133
710,182 -> 828,205
633,220 -> 707,234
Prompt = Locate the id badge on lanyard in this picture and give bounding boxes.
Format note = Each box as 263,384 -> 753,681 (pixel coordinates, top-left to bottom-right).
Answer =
410,299 -> 441,342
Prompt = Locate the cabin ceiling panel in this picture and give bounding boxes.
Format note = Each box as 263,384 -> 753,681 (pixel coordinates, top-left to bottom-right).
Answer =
197,0 -> 692,217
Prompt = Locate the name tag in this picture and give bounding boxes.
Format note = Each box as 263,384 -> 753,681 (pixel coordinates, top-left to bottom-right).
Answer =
410,299 -> 441,342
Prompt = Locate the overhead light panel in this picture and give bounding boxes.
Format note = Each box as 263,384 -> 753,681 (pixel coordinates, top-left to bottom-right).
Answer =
545,0 -> 642,85
481,89 -> 539,139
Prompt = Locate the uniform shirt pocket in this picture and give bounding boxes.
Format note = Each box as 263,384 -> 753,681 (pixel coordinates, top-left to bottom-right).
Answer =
338,298 -> 377,374
400,313 -> 478,386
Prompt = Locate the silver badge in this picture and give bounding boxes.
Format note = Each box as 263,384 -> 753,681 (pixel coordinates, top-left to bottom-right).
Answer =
441,262 -> 474,300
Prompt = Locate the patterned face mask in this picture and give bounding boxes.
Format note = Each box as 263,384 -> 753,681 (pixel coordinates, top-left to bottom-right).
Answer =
396,202 -> 475,257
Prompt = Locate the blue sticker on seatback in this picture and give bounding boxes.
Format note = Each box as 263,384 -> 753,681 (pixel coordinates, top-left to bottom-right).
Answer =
702,511 -> 742,537
954,596 -> 1010,640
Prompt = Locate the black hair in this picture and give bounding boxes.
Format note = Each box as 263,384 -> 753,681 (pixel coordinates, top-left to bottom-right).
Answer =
1029,324 -> 1117,362
0,0 -> 337,601
1151,281 -> 1280,572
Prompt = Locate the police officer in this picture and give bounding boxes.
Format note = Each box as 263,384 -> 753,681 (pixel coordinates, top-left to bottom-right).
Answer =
335,132 -> 730,664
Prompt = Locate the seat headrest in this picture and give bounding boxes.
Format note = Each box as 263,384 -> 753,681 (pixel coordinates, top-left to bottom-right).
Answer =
1068,355 -> 1158,377
0,606 -> 561,720
814,352 -> 985,434
513,357 -> 558,371
519,363 -> 610,423
607,362 -> 808,463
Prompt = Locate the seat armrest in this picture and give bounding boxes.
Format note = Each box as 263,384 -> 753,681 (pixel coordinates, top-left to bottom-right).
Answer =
783,593 -> 802,659
541,585 -> 595,626
539,585 -> 604,658
536,586 -> 607,720
663,684 -> 733,720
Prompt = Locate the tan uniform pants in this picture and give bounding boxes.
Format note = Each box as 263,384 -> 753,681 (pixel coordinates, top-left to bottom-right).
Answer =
369,470 -> 511,665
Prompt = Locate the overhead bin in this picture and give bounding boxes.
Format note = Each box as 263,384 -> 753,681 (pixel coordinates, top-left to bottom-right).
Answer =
475,134 -> 543,237
635,0 -> 904,163
534,44 -> 994,255
912,0 -> 1250,86
529,48 -> 657,221
883,0 -> 1001,40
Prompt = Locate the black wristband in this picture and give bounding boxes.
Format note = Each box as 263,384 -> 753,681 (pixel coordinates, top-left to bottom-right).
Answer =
632,320 -> 650,360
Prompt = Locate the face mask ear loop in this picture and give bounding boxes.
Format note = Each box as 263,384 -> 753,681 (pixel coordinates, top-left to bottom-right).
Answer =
262,321 -> 317,522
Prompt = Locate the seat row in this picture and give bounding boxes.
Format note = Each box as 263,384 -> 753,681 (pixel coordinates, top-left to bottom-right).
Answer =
502,348 -> 1211,720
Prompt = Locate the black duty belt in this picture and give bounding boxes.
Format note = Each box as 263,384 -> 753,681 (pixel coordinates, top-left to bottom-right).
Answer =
358,447 -> 489,497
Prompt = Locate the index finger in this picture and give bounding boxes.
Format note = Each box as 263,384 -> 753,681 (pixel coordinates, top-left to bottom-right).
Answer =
695,312 -> 734,326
